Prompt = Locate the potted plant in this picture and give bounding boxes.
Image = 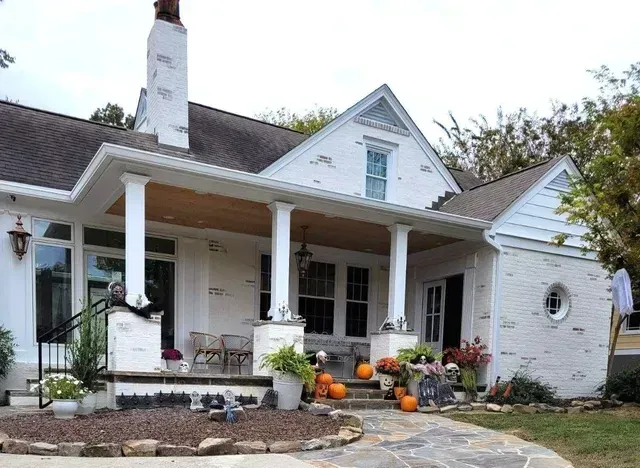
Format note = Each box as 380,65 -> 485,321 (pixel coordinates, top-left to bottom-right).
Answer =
68,302 -> 106,415
260,345 -> 316,410
32,374 -> 84,419
0,325 -> 16,383
395,361 -> 412,399
162,348 -> 184,371
375,357 -> 400,391
397,343 -> 443,396
444,335 -> 491,401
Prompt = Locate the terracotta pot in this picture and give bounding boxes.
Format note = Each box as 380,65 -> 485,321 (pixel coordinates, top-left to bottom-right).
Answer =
394,387 -> 407,400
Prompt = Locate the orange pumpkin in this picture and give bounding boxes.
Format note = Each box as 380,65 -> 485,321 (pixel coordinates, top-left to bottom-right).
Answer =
316,372 -> 334,385
400,395 -> 418,412
328,383 -> 347,400
356,362 -> 374,380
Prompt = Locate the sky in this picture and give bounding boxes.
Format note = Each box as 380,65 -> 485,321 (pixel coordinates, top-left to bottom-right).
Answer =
1,0 -> 639,139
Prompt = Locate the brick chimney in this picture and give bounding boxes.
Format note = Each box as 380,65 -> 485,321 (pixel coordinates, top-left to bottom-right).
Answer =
146,0 -> 189,149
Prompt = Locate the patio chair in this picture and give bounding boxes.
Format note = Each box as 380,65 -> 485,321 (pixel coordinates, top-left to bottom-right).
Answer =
189,332 -> 223,373
221,334 -> 252,375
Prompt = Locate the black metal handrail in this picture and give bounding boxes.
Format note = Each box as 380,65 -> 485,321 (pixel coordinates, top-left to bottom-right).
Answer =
37,299 -> 109,409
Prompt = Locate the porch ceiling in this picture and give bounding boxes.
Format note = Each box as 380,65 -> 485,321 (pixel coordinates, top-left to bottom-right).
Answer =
106,183 -> 461,255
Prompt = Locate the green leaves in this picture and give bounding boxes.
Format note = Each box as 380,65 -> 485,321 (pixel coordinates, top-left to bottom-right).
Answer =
0,326 -> 16,380
255,106 -> 339,135
89,103 -> 135,129
67,302 -> 106,392
259,345 -> 316,390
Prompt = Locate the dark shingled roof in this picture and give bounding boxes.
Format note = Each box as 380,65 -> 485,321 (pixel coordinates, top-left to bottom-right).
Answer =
447,167 -> 483,191
439,158 -> 561,221
0,100 -> 308,191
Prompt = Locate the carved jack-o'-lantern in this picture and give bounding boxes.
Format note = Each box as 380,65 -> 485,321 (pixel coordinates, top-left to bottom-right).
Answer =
315,383 -> 330,399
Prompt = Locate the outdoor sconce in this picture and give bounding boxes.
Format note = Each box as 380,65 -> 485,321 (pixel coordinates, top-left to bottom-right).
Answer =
294,225 -> 313,277
7,215 -> 32,260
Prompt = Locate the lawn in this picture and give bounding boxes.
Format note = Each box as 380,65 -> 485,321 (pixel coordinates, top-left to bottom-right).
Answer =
450,407 -> 640,468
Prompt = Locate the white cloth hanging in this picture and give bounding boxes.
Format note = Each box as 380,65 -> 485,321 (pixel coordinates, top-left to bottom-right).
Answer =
612,268 -> 634,317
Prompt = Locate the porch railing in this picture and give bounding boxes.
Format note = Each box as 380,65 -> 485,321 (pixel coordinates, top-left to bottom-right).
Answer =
36,299 -> 109,409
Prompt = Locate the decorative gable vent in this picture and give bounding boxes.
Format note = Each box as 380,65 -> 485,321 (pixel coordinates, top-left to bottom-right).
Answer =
547,170 -> 571,192
355,100 -> 409,136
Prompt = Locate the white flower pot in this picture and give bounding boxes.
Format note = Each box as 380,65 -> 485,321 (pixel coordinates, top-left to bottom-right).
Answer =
165,359 -> 181,371
272,371 -> 303,410
52,400 -> 79,420
378,373 -> 396,391
77,393 -> 97,415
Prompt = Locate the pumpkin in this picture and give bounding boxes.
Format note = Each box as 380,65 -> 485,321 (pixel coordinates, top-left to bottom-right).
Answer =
328,383 -> 347,400
400,395 -> 418,412
356,362 -> 374,380
316,372 -> 334,385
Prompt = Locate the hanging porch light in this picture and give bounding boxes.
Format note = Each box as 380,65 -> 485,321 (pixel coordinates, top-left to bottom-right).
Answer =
294,225 -> 313,277
7,215 -> 32,260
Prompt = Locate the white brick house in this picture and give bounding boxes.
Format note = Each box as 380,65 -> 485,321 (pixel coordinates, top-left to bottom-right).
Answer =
0,0 -> 611,404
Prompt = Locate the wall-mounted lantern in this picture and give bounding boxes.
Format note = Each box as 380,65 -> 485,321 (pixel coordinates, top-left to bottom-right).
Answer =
7,215 -> 32,260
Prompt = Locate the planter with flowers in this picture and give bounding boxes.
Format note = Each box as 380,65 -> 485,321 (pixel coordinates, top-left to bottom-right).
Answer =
444,335 -> 491,401
162,348 -> 184,371
375,357 -> 400,391
31,374 -> 84,419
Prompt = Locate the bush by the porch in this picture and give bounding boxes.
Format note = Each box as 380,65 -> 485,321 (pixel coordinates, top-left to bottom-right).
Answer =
68,303 -> 106,392
600,365 -> 640,403
0,325 -> 16,380
485,370 -> 557,406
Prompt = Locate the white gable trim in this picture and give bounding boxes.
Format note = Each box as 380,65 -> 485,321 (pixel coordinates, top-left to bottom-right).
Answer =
490,157 -> 580,235
259,84 -> 462,194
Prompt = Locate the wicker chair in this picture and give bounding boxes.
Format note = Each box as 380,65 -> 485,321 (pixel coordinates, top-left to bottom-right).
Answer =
221,334 -> 252,375
189,332 -> 223,373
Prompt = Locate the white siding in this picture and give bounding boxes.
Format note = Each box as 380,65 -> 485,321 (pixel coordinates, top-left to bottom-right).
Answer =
499,247 -> 610,397
270,118 -> 456,210
496,170 -> 587,248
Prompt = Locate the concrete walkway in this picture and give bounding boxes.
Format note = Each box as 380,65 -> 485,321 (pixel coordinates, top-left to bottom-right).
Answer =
0,410 -> 573,468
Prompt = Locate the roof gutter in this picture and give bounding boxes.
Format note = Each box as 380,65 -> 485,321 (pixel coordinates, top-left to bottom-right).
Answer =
483,230 -> 503,385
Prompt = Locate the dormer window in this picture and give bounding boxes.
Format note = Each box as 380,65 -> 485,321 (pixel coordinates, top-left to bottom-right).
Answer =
366,148 -> 389,201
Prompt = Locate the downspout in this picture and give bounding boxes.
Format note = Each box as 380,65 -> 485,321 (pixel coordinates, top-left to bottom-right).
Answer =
483,230 -> 503,384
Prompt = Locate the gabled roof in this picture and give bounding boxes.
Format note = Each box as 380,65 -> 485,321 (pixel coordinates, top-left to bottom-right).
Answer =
439,158 -> 563,221
448,167 -> 483,191
0,100 -> 307,191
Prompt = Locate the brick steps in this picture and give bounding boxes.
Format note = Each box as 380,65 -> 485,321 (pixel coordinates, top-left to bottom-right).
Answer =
333,378 -> 379,390
317,398 -> 400,410
345,389 -> 389,400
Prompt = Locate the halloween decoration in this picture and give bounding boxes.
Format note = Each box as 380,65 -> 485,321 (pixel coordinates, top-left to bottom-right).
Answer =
314,371 -> 333,400
356,362 -> 374,380
444,363 -> 460,383
375,357 -> 400,391
394,387 -> 407,399
408,356 -> 457,408
328,383 -> 347,400
178,361 -> 190,373
260,389 -> 278,409
190,391 -> 204,411
400,395 -> 418,412
489,376 -> 501,397
106,281 -> 163,319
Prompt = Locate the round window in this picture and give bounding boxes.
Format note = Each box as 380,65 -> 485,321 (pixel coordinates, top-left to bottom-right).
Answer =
544,283 -> 570,321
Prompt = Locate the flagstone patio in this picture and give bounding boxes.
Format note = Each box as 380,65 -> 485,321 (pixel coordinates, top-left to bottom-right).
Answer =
293,410 -> 573,468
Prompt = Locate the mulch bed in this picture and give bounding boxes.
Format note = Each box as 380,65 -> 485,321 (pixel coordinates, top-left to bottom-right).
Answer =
0,408 -> 342,446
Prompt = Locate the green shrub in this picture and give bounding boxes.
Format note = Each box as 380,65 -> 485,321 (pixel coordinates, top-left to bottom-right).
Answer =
67,303 -> 106,392
600,365 -> 640,402
0,326 -> 16,380
485,370 -> 557,405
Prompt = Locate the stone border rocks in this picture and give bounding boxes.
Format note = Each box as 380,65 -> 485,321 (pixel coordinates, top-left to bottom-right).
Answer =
442,398 -> 625,416
0,407 -> 365,458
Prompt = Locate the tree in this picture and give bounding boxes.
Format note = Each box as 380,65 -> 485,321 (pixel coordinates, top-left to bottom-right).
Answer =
552,64 -> 640,373
0,0 -> 14,70
435,103 -> 590,182
89,103 -> 135,129
255,105 -> 339,135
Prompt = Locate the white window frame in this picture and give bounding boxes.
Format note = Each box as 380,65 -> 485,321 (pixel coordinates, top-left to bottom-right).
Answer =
362,139 -> 397,203
543,283 -> 571,322
255,252 -> 272,320
32,218 -> 75,344
299,260 -> 336,335
82,224 -> 177,261
364,146 -> 390,201
623,312 -> 640,335
345,265 -> 371,338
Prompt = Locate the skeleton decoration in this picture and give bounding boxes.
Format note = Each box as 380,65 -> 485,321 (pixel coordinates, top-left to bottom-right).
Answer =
407,356 -> 457,408
178,361 -> 190,373
378,316 -> 409,331
280,302 -> 305,323
190,391 -> 204,411
444,363 -> 461,384
410,355 -> 445,378
224,389 -> 239,423
106,281 -> 162,319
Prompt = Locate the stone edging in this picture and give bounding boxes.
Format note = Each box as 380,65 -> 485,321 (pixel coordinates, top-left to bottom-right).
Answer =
0,410 -> 364,458
424,398 -> 625,415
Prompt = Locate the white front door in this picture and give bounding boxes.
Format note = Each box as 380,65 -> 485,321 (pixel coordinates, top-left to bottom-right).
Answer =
422,280 -> 446,352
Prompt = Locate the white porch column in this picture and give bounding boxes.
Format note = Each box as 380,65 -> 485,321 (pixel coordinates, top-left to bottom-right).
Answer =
387,223 -> 412,325
120,173 -> 150,305
267,201 -> 295,321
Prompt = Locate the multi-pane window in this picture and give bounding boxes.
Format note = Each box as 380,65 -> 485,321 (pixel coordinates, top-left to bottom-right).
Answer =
83,227 -> 176,255
365,148 -> 388,200
33,219 -> 73,341
259,254 -> 272,320
299,261 -> 335,334
545,291 -> 562,316
627,313 -> 640,331
346,266 -> 369,338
